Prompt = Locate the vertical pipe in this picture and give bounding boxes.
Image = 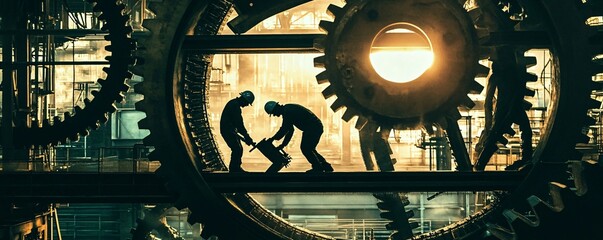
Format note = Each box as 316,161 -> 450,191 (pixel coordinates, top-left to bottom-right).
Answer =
341,119 -> 351,163
419,193 -> 424,234
15,22 -> 31,126
2,0 -> 15,161
465,192 -> 470,218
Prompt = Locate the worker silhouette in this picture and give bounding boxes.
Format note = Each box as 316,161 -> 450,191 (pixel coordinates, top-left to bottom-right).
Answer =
474,56 -> 533,171
264,101 -> 334,173
220,90 -> 255,173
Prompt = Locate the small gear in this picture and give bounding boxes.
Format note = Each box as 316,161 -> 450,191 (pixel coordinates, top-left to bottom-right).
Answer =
12,0 -> 134,148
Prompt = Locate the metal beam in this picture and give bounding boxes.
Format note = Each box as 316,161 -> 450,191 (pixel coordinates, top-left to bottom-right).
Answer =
480,31 -> 551,46
182,34 -> 324,53
0,171 -> 526,202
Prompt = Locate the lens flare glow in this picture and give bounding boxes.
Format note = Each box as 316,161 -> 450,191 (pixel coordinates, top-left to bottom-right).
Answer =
370,49 -> 434,83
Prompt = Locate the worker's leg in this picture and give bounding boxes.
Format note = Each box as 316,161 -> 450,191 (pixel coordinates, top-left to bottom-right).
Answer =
300,131 -> 325,172
222,132 -> 244,172
474,134 -> 499,171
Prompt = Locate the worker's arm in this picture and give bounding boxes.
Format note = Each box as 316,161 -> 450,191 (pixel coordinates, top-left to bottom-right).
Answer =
271,117 -> 293,147
278,128 -> 294,149
234,108 -> 253,144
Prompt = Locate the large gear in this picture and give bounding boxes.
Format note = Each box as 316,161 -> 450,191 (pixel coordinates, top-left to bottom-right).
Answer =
314,0 -> 486,131
11,0 -> 134,148
132,0 -> 603,239
411,0 -> 603,238
133,0 -> 332,239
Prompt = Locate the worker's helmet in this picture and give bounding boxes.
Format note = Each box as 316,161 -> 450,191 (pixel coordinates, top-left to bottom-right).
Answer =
239,90 -> 255,105
264,101 -> 278,115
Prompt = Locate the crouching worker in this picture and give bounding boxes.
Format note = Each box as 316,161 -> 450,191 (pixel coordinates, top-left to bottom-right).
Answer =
264,101 -> 333,173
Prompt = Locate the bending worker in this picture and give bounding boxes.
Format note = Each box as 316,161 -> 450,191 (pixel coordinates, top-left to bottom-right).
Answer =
264,101 -> 333,173
220,90 -> 255,173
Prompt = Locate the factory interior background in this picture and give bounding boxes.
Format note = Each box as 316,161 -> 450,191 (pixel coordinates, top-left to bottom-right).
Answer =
1,0 -> 602,239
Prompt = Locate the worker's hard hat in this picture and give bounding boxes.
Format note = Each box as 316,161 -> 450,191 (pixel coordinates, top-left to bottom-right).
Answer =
264,101 -> 278,115
239,90 -> 255,105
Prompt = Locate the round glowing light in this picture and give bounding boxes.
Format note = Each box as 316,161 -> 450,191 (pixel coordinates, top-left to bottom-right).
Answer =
370,25 -> 434,83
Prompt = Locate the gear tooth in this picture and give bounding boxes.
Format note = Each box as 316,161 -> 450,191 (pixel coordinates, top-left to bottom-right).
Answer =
174,197 -> 188,210
569,161 -> 588,196
498,135 -> 509,145
135,100 -> 148,113
587,98 -> 602,109
476,28 -> 490,40
313,55 -> 326,68
583,116 -> 596,127
316,70 -> 329,84
74,106 -> 84,115
448,109 -> 462,120
467,8 -> 483,25
187,212 -> 203,225
591,61 -> 603,76
522,72 -> 539,82
133,81 -> 145,94
108,104 -> 118,114
131,65 -> 144,76
330,98 -> 346,112
548,182 -> 569,212
524,87 -> 536,97
141,19 -> 160,32
479,46 -> 492,59
461,95 -> 476,109
569,149 -> 583,160
313,35 -> 326,51
120,82 -> 131,92
146,2 -> 162,14
502,209 -> 520,222
322,85 -> 336,99
326,4 -> 344,18
576,133 -> 590,144
469,80 -> 484,94
318,20 -> 335,33
476,63 -> 490,78
590,30 -> 603,44
341,108 -> 359,122
147,150 -> 160,161
355,116 -> 368,130
138,117 -> 149,130
485,223 -> 515,240
519,56 -> 538,68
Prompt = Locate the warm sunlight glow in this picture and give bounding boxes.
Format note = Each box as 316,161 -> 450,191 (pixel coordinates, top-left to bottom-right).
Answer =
370,49 -> 434,83
370,25 -> 433,83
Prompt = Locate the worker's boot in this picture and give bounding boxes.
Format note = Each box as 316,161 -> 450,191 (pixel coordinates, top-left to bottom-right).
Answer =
321,162 -> 334,172
306,166 -> 325,173
229,165 -> 248,173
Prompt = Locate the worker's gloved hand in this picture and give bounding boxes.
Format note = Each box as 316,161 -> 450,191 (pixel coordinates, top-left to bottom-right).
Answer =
266,137 -> 274,142
243,136 -> 254,146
